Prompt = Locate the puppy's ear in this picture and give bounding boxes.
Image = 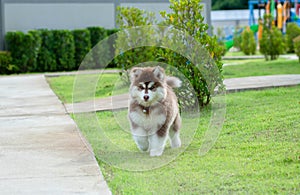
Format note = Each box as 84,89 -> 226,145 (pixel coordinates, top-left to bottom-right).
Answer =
130,67 -> 142,82
153,66 -> 165,81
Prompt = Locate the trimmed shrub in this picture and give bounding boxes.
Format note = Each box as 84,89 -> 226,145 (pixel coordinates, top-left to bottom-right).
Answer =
37,29 -> 56,72
5,31 -> 23,72
260,14 -> 286,60
0,51 -> 18,74
106,29 -> 119,68
27,30 -> 42,72
72,29 -> 91,68
87,27 -> 107,46
293,35 -> 300,62
286,23 -> 300,53
87,27 -> 109,68
52,30 -> 75,71
5,31 -> 41,73
241,27 -> 256,55
106,28 -> 119,36
233,29 -> 242,51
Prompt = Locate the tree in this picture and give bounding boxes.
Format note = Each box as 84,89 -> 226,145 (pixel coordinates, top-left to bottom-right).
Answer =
293,35 -> 300,62
240,27 -> 256,55
233,29 -> 242,51
114,6 -> 157,83
115,0 -> 224,108
159,0 -> 224,107
286,23 -> 300,53
260,14 -> 286,60
212,0 -> 248,10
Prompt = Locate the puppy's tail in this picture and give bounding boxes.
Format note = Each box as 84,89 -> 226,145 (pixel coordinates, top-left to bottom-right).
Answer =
166,76 -> 182,88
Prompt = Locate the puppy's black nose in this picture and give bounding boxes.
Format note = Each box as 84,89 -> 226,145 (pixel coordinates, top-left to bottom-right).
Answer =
143,95 -> 149,101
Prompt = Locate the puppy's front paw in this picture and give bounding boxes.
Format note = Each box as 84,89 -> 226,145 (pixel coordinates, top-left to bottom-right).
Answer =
137,145 -> 149,152
171,137 -> 181,148
150,148 -> 163,157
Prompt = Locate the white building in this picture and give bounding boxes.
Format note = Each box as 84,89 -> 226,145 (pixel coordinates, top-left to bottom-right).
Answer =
211,9 -> 264,36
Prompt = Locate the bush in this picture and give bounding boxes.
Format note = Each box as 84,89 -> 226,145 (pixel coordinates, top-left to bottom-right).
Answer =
260,14 -> 286,60
293,35 -> 300,62
286,23 -> 300,53
106,29 -> 120,68
37,29 -> 56,72
5,26 -> 115,73
160,0 -> 224,107
72,29 -> 91,68
27,30 -> 42,72
115,6 -> 157,77
241,27 -> 256,55
87,27 -> 109,68
115,0 -> 224,107
233,29 -> 242,51
5,31 -> 41,73
52,30 -> 75,71
0,51 -> 18,74
87,27 -> 107,46
106,28 -> 119,36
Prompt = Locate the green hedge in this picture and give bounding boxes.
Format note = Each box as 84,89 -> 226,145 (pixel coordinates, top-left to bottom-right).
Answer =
0,51 -> 18,74
5,31 -> 41,73
37,29 -> 56,72
87,26 -> 107,46
73,29 -> 91,68
106,29 -> 119,68
3,27 -> 119,74
87,27 -> 108,68
52,30 -> 75,71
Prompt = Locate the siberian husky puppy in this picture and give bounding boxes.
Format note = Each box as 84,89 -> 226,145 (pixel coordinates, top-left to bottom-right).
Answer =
128,66 -> 182,156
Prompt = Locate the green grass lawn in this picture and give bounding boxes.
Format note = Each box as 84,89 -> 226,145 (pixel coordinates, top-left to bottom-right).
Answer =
46,73 -> 128,103
73,86 -> 300,194
225,51 -> 251,57
223,59 -> 300,79
223,58 -> 264,65
47,61 -> 300,193
47,59 -> 300,103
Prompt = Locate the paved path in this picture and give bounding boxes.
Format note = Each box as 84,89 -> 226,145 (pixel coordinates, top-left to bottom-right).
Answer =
46,69 -> 120,77
66,74 -> 300,113
222,54 -> 298,61
0,75 -> 111,194
224,74 -> 300,92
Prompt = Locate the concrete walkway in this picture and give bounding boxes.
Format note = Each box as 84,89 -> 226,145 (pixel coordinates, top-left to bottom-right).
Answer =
66,74 -> 300,113
0,75 -> 111,194
222,54 -> 298,61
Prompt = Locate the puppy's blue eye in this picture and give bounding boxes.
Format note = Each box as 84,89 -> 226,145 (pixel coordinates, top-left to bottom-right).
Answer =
149,86 -> 155,90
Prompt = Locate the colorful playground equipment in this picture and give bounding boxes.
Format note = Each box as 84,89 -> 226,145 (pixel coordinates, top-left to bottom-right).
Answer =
249,0 -> 300,29
225,0 -> 300,50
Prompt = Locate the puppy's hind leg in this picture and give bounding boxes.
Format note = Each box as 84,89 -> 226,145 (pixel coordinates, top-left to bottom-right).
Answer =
169,113 -> 181,148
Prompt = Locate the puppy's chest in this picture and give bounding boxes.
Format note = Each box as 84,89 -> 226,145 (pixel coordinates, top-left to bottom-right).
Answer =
129,106 -> 166,130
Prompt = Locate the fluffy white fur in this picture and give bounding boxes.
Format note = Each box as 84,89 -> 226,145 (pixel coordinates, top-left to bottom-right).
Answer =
128,66 -> 182,156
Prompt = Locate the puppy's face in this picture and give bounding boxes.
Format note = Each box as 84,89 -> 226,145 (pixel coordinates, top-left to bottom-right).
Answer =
129,66 -> 167,106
